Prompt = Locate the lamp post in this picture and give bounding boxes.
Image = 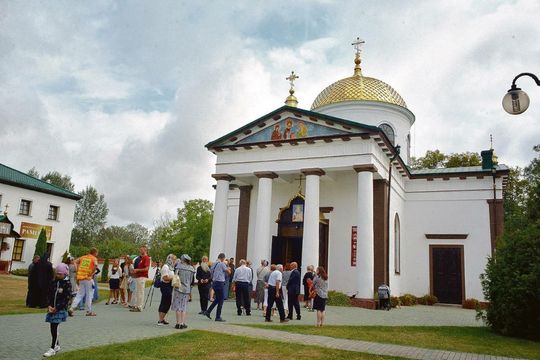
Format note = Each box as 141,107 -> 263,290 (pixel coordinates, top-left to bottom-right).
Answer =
502,73 -> 540,115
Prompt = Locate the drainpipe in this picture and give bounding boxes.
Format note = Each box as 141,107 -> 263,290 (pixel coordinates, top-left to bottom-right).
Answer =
386,145 -> 400,287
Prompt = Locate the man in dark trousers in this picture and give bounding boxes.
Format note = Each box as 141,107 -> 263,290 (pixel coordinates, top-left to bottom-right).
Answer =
286,262 -> 301,320
265,264 -> 288,323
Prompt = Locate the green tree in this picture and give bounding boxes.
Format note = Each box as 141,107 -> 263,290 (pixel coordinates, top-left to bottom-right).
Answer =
479,144 -> 540,340
152,200 -> 213,263
410,150 -> 481,169
101,258 -> 109,283
34,228 -> 47,257
149,213 -> 174,262
72,186 -> 108,247
95,225 -> 142,259
27,168 -> 75,191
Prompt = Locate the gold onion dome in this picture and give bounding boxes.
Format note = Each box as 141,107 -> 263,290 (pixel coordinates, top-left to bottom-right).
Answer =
311,41 -> 407,110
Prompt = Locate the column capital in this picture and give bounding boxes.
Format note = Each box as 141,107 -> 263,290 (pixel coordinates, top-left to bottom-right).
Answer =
301,168 -> 326,176
212,173 -> 235,181
254,171 -> 278,179
353,164 -> 378,173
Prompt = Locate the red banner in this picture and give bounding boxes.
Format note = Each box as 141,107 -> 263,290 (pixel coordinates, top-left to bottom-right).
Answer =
351,226 -> 357,267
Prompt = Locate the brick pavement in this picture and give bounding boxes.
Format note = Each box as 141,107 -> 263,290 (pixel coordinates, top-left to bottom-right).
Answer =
0,290 -> 525,360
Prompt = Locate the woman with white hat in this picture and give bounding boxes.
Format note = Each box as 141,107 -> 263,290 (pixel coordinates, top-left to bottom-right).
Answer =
172,254 -> 195,329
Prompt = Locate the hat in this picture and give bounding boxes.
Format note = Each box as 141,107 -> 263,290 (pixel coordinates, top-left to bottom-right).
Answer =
56,263 -> 69,276
180,254 -> 191,263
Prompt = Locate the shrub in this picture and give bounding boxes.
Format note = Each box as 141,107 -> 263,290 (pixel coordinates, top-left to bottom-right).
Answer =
11,268 -> 29,277
479,223 -> 540,340
399,293 -> 418,306
418,294 -> 438,305
390,296 -> 400,308
34,228 -> 47,257
463,298 -> 480,310
327,290 -> 352,307
100,258 -> 109,283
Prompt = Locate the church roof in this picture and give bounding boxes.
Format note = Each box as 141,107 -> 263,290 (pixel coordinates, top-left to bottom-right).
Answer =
0,163 -> 82,200
410,165 -> 509,175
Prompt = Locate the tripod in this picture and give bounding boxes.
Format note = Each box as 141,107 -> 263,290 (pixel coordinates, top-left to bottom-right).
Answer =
144,266 -> 161,309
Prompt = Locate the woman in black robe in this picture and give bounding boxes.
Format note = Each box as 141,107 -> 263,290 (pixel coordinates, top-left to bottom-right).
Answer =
35,253 -> 54,308
26,255 -> 40,307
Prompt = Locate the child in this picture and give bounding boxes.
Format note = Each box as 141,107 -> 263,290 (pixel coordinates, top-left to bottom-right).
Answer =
43,263 -> 72,357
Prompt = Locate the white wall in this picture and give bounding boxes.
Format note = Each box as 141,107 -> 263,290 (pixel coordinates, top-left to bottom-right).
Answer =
0,183 -> 77,270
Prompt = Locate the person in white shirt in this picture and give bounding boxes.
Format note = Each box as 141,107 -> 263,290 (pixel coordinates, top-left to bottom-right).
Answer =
157,254 -> 176,325
106,259 -> 122,305
265,264 -> 288,323
232,259 -> 252,316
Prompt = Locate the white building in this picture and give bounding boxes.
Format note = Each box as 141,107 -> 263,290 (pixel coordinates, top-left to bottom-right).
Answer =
0,163 -> 81,271
205,45 -> 508,305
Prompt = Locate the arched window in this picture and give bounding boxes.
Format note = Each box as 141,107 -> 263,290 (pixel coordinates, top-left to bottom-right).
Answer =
394,213 -> 400,274
379,123 -> 395,145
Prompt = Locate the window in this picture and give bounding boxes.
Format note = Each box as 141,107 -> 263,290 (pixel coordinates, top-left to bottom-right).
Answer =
394,213 -> 401,274
46,242 -> 54,257
48,205 -> 59,220
379,123 -> 395,145
19,200 -> 31,216
12,239 -> 24,261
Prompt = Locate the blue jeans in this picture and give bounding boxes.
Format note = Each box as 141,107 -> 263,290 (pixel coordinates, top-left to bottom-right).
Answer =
206,281 -> 225,319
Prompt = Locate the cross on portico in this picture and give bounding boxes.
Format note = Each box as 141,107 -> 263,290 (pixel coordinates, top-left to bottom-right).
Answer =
294,174 -> 305,193
3,204 -> 9,215
286,71 -> 299,90
352,37 -> 365,55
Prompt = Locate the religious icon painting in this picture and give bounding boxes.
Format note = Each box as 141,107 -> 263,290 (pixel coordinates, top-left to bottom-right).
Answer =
292,204 -> 304,222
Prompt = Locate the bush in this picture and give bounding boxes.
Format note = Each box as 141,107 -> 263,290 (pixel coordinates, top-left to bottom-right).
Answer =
418,294 -> 438,305
327,290 -> 352,307
11,268 -> 29,277
399,293 -> 418,306
463,298 -> 480,310
390,296 -> 400,308
479,223 -> 540,340
100,258 -> 109,283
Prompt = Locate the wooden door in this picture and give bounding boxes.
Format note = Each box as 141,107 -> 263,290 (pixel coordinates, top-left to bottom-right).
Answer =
430,246 -> 464,304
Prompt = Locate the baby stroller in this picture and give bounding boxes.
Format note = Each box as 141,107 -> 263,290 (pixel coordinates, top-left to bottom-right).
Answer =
377,284 -> 391,311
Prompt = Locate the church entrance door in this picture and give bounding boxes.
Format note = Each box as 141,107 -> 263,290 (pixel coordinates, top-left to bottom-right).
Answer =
271,195 -> 329,270
430,245 -> 464,304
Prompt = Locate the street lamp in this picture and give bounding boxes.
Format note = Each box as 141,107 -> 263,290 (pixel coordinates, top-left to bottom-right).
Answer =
502,73 -> 540,115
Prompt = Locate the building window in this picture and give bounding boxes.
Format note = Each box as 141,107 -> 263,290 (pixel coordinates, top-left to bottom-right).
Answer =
394,213 -> 401,274
12,239 -> 24,261
48,205 -> 59,221
379,123 -> 395,145
19,200 -> 32,216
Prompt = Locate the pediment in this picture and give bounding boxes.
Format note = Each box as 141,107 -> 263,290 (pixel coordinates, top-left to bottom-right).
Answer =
206,106 -> 378,149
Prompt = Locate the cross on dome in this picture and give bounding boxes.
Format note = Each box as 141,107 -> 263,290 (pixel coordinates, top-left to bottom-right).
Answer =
351,37 -> 365,55
286,71 -> 299,92
284,70 -> 299,107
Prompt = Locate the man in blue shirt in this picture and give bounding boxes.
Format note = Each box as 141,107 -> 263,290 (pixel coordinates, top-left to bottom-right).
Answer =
203,253 -> 230,322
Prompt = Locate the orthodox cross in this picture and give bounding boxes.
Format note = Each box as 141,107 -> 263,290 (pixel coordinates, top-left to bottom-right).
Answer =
286,71 -> 299,92
3,204 -> 9,215
490,134 -> 493,149
351,37 -> 365,55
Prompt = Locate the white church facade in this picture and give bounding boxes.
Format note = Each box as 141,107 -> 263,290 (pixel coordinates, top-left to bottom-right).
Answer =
206,42 -> 508,305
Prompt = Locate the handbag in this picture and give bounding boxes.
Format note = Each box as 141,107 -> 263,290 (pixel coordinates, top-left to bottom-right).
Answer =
172,274 -> 181,289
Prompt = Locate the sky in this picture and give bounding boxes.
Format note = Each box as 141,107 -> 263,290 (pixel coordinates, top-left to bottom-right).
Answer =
1,0 -> 539,228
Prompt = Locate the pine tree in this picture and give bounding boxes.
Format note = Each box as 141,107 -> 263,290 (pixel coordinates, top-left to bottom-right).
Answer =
34,228 -> 47,257
101,258 -> 109,283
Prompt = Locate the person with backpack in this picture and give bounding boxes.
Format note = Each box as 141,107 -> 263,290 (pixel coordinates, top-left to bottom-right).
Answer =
69,248 -> 98,317
157,254 -> 176,325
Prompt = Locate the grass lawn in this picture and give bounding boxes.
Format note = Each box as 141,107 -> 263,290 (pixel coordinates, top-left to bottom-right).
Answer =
54,330 -> 405,360
0,275 -> 108,315
246,325 -> 540,359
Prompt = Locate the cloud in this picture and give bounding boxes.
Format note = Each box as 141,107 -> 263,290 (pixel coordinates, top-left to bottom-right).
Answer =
1,1 -> 539,228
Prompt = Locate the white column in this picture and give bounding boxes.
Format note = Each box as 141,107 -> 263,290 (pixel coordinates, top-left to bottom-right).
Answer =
301,168 -> 324,270
354,165 -> 377,299
209,174 -> 233,260
250,172 -> 277,265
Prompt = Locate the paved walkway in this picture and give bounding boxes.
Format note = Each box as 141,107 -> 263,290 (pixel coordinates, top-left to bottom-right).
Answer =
0,290 -> 523,360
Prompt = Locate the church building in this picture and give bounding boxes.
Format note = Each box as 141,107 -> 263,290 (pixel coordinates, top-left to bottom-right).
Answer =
205,40 -> 508,305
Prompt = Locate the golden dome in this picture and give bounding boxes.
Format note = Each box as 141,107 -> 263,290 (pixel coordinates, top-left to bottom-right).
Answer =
311,74 -> 407,110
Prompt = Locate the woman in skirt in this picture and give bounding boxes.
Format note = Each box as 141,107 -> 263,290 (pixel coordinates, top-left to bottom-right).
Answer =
158,254 -> 176,325
43,263 -> 72,357
255,260 -> 269,310
106,259 -> 122,305
172,254 -> 195,329
312,266 -> 328,327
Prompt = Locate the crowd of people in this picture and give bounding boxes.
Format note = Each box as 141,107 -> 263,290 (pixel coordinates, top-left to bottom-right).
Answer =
29,246 -> 329,357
